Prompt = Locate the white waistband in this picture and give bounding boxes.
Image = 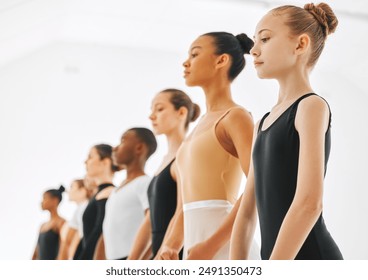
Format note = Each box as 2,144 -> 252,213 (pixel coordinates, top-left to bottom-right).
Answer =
183,200 -> 233,212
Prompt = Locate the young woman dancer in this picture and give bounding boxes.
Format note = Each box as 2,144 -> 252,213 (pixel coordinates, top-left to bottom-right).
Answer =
158,32 -> 259,260
76,144 -> 118,260
128,89 -> 200,259
32,186 -> 66,260
230,3 -> 343,260
58,179 -> 90,259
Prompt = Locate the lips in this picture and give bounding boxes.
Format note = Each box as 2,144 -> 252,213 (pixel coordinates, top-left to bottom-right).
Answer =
254,61 -> 263,67
184,71 -> 190,77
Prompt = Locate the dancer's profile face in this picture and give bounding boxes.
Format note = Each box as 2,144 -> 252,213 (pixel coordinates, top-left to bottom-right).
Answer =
182,35 -> 219,86
251,13 -> 299,79
149,92 -> 184,135
112,130 -> 139,166
84,147 -> 105,178
41,193 -> 57,210
68,181 -> 87,202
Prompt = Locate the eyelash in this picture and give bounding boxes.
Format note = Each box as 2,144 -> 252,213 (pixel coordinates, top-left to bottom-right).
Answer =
191,53 -> 198,58
261,37 -> 270,43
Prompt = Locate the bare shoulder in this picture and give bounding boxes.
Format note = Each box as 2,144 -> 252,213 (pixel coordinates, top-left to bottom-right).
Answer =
226,106 -> 253,123
96,186 -> 114,200
298,95 -> 330,114
56,218 -> 66,232
221,106 -> 254,133
296,95 -> 330,132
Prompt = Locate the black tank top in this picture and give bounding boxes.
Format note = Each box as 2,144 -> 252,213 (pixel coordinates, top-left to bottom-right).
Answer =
37,229 -> 59,260
77,183 -> 114,260
253,93 -> 343,260
147,159 -> 178,257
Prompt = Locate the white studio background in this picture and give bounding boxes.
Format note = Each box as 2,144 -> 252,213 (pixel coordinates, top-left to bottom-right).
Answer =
0,0 -> 367,260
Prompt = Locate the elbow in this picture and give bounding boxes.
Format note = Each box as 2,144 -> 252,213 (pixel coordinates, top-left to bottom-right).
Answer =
298,199 -> 323,218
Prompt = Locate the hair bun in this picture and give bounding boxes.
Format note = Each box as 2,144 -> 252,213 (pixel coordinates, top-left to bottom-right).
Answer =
235,33 -> 254,54
304,2 -> 338,36
58,185 -> 65,193
191,103 -> 201,122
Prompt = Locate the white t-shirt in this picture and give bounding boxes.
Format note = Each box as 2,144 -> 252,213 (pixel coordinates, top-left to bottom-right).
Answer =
103,175 -> 151,259
68,200 -> 89,237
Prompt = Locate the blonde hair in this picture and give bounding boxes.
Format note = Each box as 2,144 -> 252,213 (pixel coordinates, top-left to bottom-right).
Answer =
271,2 -> 338,66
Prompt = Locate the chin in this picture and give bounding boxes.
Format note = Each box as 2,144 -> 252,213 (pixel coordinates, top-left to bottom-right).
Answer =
152,128 -> 162,136
256,72 -> 272,80
185,78 -> 197,87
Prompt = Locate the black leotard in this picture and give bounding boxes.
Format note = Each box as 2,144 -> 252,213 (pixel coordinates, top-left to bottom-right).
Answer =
147,159 -> 180,258
253,93 -> 343,260
37,229 -> 59,260
77,183 -> 114,260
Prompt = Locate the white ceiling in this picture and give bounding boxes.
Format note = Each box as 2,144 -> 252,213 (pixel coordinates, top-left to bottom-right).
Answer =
0,0 -> 367,67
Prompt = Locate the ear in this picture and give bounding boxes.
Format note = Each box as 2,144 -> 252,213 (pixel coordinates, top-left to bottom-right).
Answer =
295,34 -> 310,55
178,106 -> 188,120
215,53 -> 230,69
135,142 -> 148,159
135,142 -> 144,154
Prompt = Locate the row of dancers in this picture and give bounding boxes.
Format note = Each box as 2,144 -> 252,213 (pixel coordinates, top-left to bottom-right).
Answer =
32,2 -> 343,260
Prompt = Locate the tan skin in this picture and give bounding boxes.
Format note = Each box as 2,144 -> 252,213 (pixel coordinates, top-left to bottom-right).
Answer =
85,147 -> 115,201
83,147 -> 115,259
32,193 -> 65,260
57,181 -> 89,260
157,35 -> 254,260
128,92 -> 189,260
230,12 -> 330,260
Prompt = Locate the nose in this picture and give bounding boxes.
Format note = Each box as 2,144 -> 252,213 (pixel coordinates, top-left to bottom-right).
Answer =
250,44 -> 259,57
149,112 -> 155,120
182,58 -> 189,68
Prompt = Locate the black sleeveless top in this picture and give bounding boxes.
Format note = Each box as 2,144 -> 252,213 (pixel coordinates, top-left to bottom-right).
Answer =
253,93 -> 343,260
77,183 -> 114,260
147,159 -> 178,257
37,229 -> 59,260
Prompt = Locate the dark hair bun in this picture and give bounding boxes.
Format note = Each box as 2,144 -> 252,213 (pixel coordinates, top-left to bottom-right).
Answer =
112,164 -> 121,172
304,2 -> 338,36
191,103 -> 201,122
235,33 -> 254,54
58,185 -> 65,193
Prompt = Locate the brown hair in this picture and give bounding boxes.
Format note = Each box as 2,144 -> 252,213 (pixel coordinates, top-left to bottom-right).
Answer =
161,88 -> 200,129
271,2 -> 338,66
94,144 -> 119,172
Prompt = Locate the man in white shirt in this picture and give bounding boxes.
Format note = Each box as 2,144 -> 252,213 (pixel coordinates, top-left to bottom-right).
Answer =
94,127 -> 157,260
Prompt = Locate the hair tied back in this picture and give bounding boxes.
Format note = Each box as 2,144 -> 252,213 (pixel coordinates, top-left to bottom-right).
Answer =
304,3 -> 338,36
235,33 -> 254,54
58,185 -> 65,193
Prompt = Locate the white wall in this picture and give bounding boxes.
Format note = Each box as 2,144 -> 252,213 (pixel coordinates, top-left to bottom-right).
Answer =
0,0 -> 367,260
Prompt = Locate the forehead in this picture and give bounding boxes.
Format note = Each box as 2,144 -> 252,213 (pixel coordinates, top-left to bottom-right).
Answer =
89,147 -> 99,157
254,12 -> 288,35
121,130 -> 137,140
190,35 -> 214,50
152,92 -> 171,105
43,192 -> 53,199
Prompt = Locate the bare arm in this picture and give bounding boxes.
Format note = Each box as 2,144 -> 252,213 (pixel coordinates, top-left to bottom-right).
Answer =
32,243 -> 39,260
128,210 -> 152,260
57,226 -> 78,260
93,235 -> 106,260
186,108 -> 255,260
230,121 -> 259,259
269,96 -> 329,259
